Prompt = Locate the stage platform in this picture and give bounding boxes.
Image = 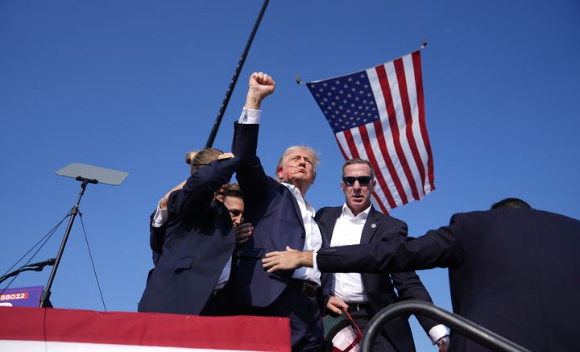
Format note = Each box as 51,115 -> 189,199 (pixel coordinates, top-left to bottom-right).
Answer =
0,306 -> 291,351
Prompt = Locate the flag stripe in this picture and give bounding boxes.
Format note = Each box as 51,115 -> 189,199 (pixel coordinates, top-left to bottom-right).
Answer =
366,71 -> 412,206
412,51 -> 435,192
335,134 -> 349,160
358,124 -> 397,209
372,192 -> 390,214
383,60 -> 426,200
372,120 -> 408,205
364,121 -> 402,209
365,70 -> 407,206
383,60 -> 424,201
374,64 -> 421,201
394,57 -> 426,200
343,129 -> 360,160
402,53 -> 428,196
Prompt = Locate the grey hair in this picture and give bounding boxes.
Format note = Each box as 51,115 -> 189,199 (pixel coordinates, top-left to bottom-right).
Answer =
275,145 -> 320,182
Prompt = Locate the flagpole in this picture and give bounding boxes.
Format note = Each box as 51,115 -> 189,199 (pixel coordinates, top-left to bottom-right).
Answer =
299,41 -> 429,86
205,0 -> 270,148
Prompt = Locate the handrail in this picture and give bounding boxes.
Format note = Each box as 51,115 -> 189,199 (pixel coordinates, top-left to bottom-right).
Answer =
361,301 -> 531,352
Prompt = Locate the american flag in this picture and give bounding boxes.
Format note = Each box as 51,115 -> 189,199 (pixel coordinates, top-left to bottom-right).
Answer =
307,50 -> 434,213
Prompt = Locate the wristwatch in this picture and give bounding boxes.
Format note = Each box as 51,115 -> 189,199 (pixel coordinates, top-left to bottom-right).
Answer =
436,335 -> 450,347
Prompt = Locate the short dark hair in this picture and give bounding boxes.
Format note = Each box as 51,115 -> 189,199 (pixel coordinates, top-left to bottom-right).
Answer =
342,158 -> 375,178
491,198 -> 531,210
225,183 -> 243,200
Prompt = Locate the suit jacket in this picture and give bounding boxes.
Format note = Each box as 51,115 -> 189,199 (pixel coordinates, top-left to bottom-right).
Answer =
317,208 -> 580,352
316,206 -> 440,351
225,122 -> 330,310
138,157 -> 239,315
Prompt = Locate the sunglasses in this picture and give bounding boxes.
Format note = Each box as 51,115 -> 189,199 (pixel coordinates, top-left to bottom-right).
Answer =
342,176 -> 373,186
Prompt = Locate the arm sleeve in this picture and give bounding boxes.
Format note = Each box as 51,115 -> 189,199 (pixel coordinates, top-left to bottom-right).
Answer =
168,157 -> 240,218
316,222 -> 460,273
151,200 -> 168,228
238,108 -> 261,124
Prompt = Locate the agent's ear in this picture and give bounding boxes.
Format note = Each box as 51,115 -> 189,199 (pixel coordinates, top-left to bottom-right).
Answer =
340,180 -> 346,193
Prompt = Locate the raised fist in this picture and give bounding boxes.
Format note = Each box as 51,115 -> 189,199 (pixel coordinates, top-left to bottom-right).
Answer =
245,72 -> 275,109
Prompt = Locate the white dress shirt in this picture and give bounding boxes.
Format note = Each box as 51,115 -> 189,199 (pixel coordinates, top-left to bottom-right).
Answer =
330,204 -> 370,303
283,183 -> 323,286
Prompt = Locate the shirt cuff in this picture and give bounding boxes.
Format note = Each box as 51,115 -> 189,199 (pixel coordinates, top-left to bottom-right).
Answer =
428,324 -> 449,345
312,251 -> 318,270
151,200 -> 168,228
238,107 -> 261,124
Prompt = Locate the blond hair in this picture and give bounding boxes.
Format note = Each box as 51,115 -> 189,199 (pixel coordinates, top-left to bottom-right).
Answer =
190,148 -> 224,175
185,150 -> 198,165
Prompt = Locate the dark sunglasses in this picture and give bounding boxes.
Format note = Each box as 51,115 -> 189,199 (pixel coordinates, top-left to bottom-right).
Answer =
342,176 -> 373,186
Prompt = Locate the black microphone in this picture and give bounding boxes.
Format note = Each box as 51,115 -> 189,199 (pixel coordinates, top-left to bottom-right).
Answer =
0,259 -> 57,284
25,258 -> 56,270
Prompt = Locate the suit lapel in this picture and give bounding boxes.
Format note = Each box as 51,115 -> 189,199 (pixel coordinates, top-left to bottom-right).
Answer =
323,207 -> 342,243
361,206 -> 380,243
284,186 -> 306,235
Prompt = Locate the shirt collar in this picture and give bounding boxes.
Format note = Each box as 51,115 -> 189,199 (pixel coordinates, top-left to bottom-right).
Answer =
282,182 -> 298,196
341,203 -> 371,220
282,182 -> 314,211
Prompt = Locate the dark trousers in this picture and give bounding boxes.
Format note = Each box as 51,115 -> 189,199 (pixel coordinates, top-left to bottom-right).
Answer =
347,305 -> 414,352
200,292 -> 227,316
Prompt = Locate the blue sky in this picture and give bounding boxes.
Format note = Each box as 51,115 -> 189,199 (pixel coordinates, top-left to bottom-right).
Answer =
1,1 -> 579,349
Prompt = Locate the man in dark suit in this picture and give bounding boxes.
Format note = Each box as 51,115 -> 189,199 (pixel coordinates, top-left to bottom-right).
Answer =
139,148 -> 240,315
263,198 -> 580,351
222,72 -> 330,351
316,158 -> 448,351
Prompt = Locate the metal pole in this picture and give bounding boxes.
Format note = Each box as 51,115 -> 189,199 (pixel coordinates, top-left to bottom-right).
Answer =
39,178 -> 96,307
361,301 -> 531,352
205,0 -> 270,148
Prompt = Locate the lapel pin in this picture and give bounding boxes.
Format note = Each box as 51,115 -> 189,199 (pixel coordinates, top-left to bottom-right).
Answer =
370,223 -> 377,229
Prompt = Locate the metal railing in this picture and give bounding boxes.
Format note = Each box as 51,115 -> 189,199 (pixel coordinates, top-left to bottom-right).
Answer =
361,301 -> 531,352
